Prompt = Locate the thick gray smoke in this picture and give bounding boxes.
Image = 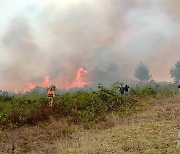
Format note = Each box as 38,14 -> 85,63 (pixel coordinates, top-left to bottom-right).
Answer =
0,0 -> 180,91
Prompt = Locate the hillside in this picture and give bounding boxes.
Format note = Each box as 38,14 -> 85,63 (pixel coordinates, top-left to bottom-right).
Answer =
0,94 -> 180,153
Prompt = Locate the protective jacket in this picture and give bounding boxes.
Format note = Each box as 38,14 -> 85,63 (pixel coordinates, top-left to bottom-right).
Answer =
48,90 -> 54,97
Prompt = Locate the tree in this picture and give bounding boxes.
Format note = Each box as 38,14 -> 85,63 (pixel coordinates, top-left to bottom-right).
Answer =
170,61 -> 180,83
134,62 -> 151,82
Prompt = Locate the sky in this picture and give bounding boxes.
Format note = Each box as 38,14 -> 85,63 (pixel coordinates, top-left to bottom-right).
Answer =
0,0 -> 180,91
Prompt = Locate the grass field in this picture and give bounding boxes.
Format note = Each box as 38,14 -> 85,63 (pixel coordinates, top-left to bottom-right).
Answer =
56,95 -> 180,154
0,93 -> 179,153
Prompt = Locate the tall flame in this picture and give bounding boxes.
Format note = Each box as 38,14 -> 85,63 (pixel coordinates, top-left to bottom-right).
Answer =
71,67 -> 91,88
42,76 -> 50,87
0,68 -> 92,93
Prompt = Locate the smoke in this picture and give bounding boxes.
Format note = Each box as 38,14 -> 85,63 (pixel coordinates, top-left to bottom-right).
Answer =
0,0 -> 180,91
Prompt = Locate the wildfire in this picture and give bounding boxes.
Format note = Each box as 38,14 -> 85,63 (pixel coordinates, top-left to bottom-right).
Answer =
42,76 -> 50,87
1,67 -> 92,93
24,82 -> 35,92
71,67 -> 91,88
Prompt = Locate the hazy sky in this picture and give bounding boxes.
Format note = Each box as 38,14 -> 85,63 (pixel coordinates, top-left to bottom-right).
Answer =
0,0 -> 180,91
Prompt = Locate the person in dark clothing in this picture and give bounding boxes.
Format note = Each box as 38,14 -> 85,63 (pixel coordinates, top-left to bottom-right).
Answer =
124,84 -> 130,94
119,84 -> 125,95
178,84 -> 180,92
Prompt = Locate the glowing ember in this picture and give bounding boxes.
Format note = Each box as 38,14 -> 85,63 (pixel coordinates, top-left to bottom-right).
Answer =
42,76 -> 50,87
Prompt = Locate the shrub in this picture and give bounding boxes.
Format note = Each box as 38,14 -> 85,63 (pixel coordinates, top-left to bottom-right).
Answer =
0,96 -> 50,128
53,84 -> 131,123
0,84 -> 176,129
130,85 -> 176,98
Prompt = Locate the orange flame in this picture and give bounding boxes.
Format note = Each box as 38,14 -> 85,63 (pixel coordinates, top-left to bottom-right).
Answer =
71,67 -> 91,88
23,82 -> 35,93
42,76 -> 50,87
1,68 -> 92,93
29,82 -> 35,90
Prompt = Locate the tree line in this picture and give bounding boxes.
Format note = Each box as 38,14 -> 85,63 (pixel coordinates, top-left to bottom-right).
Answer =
135,61 -> 180,83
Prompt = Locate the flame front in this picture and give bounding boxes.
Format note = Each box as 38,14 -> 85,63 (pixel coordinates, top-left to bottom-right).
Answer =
0,67 -> 92,93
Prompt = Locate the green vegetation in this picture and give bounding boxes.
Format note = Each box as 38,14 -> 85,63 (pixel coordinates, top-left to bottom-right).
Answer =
134,61 -> 151,82
0,84 -> 179,153
0,84 -> 178,129
170,61 -> 180,83
0,95 -> 49,128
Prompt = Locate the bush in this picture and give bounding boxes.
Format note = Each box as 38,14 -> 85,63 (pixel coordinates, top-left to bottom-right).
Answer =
130,86 -> 157,97
130,85 -> 175,98
0,84 -> 176,129
53,84 -> 133,123
53,91 -> 103,123
0,96 -> 50,128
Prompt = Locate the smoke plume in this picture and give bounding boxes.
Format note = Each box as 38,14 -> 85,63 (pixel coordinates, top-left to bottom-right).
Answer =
0,0 -> 180,91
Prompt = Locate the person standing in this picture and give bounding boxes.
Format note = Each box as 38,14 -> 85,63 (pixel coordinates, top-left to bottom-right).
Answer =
119,84 -> 125,95
47,85 -> 56,106
124,84 -> 130,94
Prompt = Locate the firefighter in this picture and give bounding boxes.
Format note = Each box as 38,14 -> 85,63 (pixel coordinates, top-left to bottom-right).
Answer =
47,85 -> 56,106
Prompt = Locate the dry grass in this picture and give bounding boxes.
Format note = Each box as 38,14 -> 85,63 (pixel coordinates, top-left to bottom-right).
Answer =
56,95 -> 180,154
0,118 -> 72,154
0,95 -> 180,154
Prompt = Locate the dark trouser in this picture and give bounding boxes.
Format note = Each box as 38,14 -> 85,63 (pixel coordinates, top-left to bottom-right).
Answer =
120,91 -> 124,95
48,97 -> 54,106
